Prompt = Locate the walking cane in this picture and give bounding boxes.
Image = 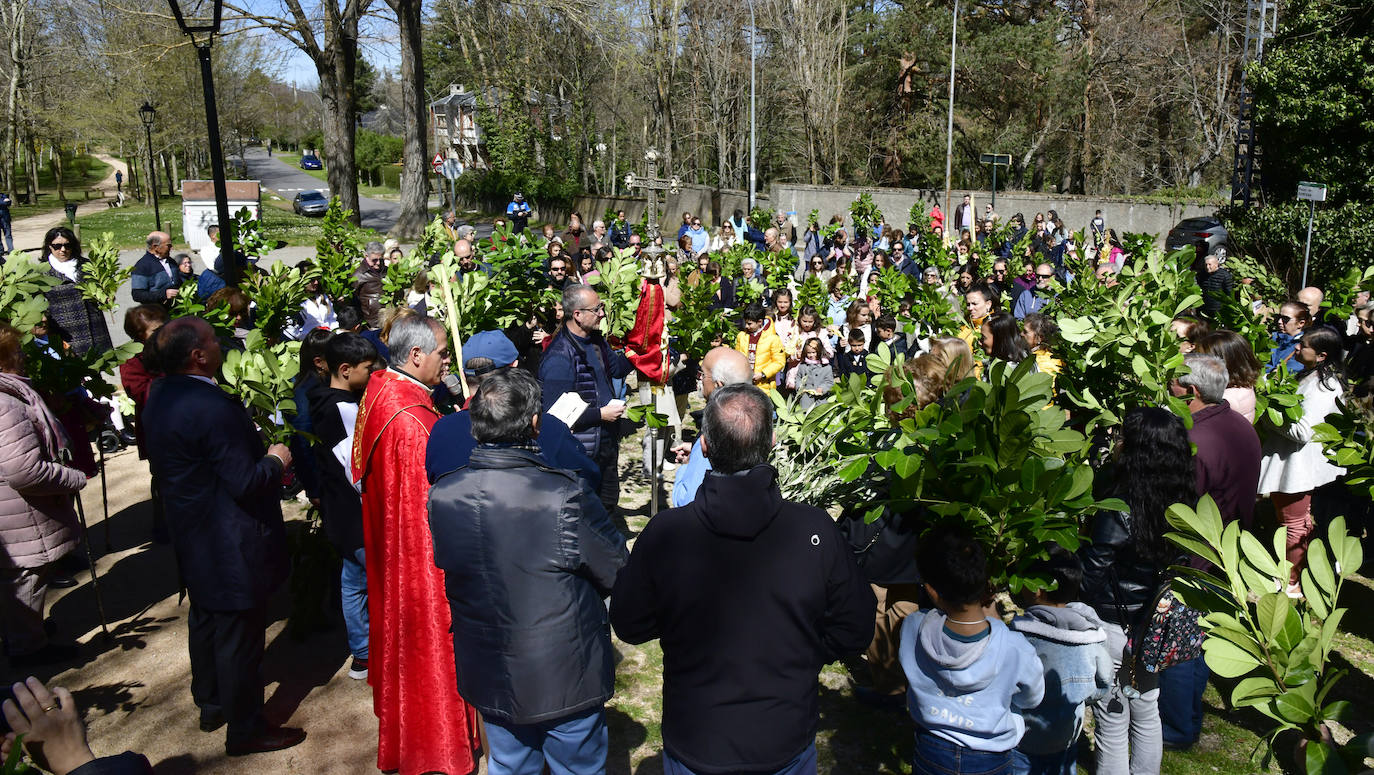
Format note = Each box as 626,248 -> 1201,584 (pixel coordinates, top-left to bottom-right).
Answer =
98,444 -> 112,552
72,491 -> 112,641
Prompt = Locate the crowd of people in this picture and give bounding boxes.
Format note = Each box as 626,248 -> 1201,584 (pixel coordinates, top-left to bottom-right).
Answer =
0,194 -> 1368,775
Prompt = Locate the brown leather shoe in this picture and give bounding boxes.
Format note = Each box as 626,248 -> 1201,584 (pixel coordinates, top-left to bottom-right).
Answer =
225,725 -> 306,756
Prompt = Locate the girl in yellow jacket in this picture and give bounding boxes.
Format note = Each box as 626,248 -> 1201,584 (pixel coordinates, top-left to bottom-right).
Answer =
735,302 -> 786,391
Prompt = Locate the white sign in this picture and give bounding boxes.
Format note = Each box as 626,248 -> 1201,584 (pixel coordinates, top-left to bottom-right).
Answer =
431,152 -> 446,171
440,158 -> 465,180
1297,182 -> 1327,202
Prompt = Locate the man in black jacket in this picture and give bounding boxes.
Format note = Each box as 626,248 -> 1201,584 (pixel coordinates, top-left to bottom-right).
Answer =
143,317 -> 305,756
429,369 -> 627,775
611,384 -> 875,775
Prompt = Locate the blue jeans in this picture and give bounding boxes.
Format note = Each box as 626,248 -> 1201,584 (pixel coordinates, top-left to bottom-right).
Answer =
340,548 -> 368,660
1010,747 -> 1077,775
913,731 -> 1012,775
485,706 -> 607,775
663,742 -> 817,775
1158,655 -> 1209,748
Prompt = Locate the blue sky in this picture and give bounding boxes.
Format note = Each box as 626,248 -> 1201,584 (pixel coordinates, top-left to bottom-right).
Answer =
235,0 -> 402,89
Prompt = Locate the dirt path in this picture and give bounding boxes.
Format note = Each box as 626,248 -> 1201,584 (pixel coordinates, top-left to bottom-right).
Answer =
10,155 -> 128,252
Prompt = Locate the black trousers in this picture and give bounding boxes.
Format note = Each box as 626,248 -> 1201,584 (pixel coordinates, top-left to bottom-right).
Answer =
187,601 -> 267,741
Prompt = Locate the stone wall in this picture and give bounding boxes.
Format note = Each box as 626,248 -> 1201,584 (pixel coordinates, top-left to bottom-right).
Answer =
767,183 -> 1220,243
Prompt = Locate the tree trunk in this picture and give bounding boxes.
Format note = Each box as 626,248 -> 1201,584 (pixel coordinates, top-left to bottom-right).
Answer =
384,0 -> 430,238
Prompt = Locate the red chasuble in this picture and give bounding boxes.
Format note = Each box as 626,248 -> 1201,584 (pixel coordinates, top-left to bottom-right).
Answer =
352,368 -> 481,775
625,280 -> 666,383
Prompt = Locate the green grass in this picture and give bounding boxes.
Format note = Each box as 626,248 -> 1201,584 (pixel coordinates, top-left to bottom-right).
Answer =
8,154 -> 114,219
75,197 -> 324,249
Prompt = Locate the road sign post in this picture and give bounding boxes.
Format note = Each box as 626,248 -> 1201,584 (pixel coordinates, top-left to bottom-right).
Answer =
979,153 -> 1012,210
1297,181 -> 1327,288
439,158 -> 464,214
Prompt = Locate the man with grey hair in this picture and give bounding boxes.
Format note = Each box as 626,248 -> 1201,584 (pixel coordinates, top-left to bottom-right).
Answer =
612,384 -> 875,775
540,283 -> 632,511
353,314 -> 483,773
429,368 -> 627,774
1173,354 -> 1261,531
131,230 -> 180,305
353,241 -> 385,327
1160,352 -> 1261,750
670,346 -> 751,507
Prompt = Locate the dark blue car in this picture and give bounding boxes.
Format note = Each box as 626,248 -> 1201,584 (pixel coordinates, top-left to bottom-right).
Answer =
300,154 -> 323,170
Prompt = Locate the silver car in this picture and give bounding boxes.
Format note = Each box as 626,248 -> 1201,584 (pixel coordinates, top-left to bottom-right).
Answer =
293,190 -> 329,217
1165,217 -> 1231,262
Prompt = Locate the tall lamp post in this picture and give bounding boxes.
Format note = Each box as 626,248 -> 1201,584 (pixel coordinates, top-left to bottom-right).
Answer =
138,102 -> 161,232
167,0 -> 236,286
746,0 -> 756,214
942,0 -> 959,240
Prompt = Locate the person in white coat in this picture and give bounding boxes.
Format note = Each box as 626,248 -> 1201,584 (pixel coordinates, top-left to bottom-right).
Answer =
1257,327 -> 1346,595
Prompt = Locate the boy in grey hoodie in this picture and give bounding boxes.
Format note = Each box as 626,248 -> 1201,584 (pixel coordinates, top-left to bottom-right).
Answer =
901,526 -> 1045,775
1008,546 -> 1113,775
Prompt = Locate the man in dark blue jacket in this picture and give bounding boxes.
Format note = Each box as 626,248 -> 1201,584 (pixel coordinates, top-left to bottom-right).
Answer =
143,317 -> 305,757
538,285 -> 631,511
427,330 -> 599,489
429,369 -> 626,775
130,231 -> 179,306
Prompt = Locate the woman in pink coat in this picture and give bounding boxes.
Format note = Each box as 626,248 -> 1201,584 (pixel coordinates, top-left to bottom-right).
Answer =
0,322 -> 87,665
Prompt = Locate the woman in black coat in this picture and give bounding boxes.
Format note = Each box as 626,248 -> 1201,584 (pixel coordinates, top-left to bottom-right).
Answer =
39,227 -> 112,357
1080,407 -> 1195,775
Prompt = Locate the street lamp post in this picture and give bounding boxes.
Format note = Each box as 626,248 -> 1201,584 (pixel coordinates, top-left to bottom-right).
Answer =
942,0 -> 959,240
746,0 -> 756,213
138,102 -> 161,232
167,0 -> 237,286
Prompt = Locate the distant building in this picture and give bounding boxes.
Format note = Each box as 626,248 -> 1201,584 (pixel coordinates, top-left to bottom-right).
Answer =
428,83 -> 571,171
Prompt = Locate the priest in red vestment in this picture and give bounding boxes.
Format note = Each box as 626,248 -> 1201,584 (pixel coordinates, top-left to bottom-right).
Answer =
352,314 -> 482,775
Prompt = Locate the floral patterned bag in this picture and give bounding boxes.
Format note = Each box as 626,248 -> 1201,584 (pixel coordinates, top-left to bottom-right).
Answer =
1116,579 -> 1204,695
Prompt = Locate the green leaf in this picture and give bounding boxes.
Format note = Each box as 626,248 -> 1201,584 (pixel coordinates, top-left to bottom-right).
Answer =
1203,637 -> 1262,678
1275,690 -> 1316,725
1232,676 -> 1281,707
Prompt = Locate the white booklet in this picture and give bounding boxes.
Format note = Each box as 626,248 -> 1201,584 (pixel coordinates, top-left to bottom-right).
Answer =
548,391 -> 590,428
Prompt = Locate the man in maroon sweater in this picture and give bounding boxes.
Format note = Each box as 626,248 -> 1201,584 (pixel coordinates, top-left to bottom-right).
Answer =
1163,352 -> 1262,751
1177,353 -> 1262,529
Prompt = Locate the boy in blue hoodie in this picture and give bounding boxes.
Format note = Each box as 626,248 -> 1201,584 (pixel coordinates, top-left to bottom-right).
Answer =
1008,546 -> 1113,775
901,525 -> 1045,775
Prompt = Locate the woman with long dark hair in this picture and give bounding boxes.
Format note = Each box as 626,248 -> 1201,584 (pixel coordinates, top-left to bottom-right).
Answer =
1081,407 -> 1196,775
979,312 -> 1029,364
39,227 -> 112,356
1258,327 -> 1346,592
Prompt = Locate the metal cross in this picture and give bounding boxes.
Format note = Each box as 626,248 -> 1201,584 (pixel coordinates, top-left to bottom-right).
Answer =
623,148 -> 680,244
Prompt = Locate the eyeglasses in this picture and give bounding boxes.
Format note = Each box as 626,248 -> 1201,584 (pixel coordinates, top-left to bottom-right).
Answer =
1277,315 -> 1292,324
576,303 -> 606,314
550,265 -> 566,272
1037,272 -> 1055,279
50,242 -> 72,250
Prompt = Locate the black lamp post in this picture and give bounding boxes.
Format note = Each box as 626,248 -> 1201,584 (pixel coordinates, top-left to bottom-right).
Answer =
167,0 -> 236,286
138,102 -> 161,232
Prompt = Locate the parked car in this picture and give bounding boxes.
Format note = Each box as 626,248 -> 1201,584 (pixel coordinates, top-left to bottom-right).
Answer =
1166,216 -> 1231,263
293,190 -> 329,216
300,154 -> 323,170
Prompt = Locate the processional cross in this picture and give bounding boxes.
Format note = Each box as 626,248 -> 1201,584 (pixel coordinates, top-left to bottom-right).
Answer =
621,148 -> 681,518
622,148 -> 681,243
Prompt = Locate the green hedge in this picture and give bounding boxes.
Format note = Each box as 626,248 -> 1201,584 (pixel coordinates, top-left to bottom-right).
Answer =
1219,201 -> 1374,290
455,168 -> 578,208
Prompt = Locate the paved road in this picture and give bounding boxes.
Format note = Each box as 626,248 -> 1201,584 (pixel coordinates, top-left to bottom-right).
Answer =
237,147 -> 402,232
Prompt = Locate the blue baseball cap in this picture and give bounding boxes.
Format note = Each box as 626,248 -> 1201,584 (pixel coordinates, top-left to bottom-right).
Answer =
462,330 -> 519,375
